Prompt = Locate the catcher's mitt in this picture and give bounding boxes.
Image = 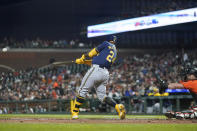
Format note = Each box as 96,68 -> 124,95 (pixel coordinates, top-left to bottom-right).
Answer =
155,75 -> 168,94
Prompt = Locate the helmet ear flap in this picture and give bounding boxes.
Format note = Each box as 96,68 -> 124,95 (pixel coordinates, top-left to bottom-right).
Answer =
113,36 -> 117,43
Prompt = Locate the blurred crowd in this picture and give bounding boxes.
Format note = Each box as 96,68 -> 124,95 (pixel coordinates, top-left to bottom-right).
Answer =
1,49 -> 197,102
1,0 -> 197,114
0,37 -> 94,49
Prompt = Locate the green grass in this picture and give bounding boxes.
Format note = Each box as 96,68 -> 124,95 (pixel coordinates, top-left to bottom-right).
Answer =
0,123 -> 197,131
0,114 -> 196,131
0,114 -> 166,119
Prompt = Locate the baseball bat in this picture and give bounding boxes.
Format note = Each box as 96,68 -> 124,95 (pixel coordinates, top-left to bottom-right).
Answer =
26,60 -> 74,73
52,60 -> 74,66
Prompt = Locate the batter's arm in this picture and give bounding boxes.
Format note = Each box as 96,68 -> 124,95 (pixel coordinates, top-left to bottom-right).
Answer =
85,48 -> 98,58
84,42 -> 107,59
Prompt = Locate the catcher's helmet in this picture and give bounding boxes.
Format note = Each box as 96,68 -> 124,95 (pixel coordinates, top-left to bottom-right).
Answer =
187,67 -> 197,77
182,66 -> 197,77
107,35 -> 117,43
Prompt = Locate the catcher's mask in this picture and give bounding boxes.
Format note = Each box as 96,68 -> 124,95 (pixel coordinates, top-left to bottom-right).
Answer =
180,66 -> 197,80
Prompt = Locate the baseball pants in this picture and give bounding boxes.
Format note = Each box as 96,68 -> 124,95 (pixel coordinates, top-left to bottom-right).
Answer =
78,64 -> 109,102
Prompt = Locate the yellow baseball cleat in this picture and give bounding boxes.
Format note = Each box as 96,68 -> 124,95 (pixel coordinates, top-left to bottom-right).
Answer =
71,112 -> 79,119
115,104 -> 126,120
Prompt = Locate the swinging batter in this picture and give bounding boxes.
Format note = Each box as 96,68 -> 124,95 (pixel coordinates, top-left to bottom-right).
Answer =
71,35 -> 126,120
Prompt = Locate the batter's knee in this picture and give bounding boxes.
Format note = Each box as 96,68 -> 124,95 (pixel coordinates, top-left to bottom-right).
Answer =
78,86 -> 89,98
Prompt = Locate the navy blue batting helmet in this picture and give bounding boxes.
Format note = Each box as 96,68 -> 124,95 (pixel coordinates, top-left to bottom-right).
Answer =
107,35 -> 117,43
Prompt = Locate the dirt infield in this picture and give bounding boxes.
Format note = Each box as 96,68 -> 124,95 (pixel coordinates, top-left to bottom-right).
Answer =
0,118 -> 197,124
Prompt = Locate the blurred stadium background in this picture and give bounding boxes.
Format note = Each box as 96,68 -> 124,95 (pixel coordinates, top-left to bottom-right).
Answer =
0,0 -> 197,115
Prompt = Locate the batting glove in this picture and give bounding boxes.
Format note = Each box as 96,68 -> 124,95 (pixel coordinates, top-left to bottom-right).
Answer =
75,54 -> 85,64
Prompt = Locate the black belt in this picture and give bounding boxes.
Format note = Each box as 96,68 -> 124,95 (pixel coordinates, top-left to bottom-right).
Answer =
93,64 -> 108,69
99,65 -> 107,69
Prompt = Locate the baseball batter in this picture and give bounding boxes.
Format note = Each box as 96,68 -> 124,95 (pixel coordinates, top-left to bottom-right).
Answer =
71,35 -> 125,119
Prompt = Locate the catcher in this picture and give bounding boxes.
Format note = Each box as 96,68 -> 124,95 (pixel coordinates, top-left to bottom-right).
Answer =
157,66 -> 197,119
71,35 -> 126,120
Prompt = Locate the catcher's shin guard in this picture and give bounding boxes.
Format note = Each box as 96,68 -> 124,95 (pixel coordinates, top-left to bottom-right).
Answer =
175,106 -> 197,119
190,105 -> 197,119
190,105 -> 197,112
165,111 -> 193,119
115,104 -> 126,120
166,109 -> 197,120
71,96 -> 85,119
175,112 -> 189,119
181,106 -> 197,119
